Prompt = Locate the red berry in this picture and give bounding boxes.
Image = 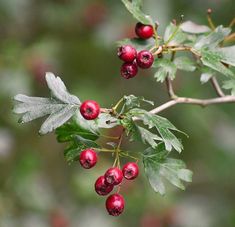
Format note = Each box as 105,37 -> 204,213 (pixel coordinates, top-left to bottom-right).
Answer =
95,176 -> 114,196
106,193 -> 125,216
120,61 -> 138,79
104,167 -> 123,186
135,22 -> 154,39
79,149 -> 97,169
117,45 -> 137,62
80,100 -> 100,120
122,162 -> 139,180
136,50 -> 154,69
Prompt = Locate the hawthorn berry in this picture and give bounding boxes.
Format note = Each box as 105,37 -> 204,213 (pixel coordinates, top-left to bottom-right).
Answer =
136,50 -> 154,69
117,45 -> 137,62
120,61 -> 138,79
95,176 -> 114,196
135,22 -> 154,39
79,149 -> 97,169
80,100 -> 100,120
104,167 -> 123,186
106,193 -> 125,216
122,162 -> 139,180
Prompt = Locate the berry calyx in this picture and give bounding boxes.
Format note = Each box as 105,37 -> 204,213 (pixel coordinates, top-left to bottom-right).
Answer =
106,193 -> 125,216
136,50 -> 154,69
80,100 -> 100,120
104,167 -> 123,186
135,22 -> 154,39
79,149 -> 97,169
122,162 -> 139,180
117,45 -> 137,62
120,62 -> 138,79
95,176 -> 114,196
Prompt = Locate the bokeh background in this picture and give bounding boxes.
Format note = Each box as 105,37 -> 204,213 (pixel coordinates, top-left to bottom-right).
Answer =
0,0 -> 235,226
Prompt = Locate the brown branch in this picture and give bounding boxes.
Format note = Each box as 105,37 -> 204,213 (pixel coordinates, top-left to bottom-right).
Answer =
210,77 -> 225,97
149,96 -> 235,115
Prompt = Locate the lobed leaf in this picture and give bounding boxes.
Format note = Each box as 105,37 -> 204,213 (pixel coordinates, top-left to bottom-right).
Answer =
164,23 -> 187,45
143,143 -> 193,195
180,21 -> 210,34
173,56 -> 196,72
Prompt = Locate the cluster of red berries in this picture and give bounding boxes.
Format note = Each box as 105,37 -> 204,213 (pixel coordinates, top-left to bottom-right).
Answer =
118,22 -> 155,79
79,148 -> 139,216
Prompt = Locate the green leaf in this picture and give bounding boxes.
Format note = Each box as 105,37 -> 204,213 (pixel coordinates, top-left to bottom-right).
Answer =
215,45 -> 235,67
180,21 -> 210,34
200,67 -> 215,84
121,0 -> 154,26
194,25 -> 231,49
130,124 -> 162,148
164,23 -> 187,45
223,80 -> 235,96
153,58 -> 177,82
123,95 -> 154,111
173,56 -> 196,72
96,113 -> 119,129
56,119 -> 100,164
128,108 -> 186,152
13,73 -> 81,135
117,38 -> 153,52
143,143 -> 193,195
200,49 -> 234,77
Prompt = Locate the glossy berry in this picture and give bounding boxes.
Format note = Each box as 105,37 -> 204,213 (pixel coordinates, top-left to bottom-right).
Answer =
117,45 -> 137,62
79,149 -> 97,169
135,22 -> 154,39
80,100 -> 100,120
104,167 -> 123,186
122,162 -> 139,180
106,193 -> 125,216
136,50 -> 154,69
120,61 -> 138,79
95,176 -> 114,196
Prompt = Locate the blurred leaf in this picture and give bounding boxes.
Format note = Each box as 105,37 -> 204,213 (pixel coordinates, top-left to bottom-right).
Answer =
153,58 -> 177,82
180,21 -> 210,34
201,49 -> 234,77
194,26 -> 231,49
13,73 -> 81,135
223,80 -> 235,95
200,67 -> 215,84
128,108 -> 186,152
143,143 -> 193,195
173,56 -> 196,72
96,113 -> 119,129
215,45 -> 235,67
121,0 -> 154,26
164,23 -> 187,45
123,94 -> 154,110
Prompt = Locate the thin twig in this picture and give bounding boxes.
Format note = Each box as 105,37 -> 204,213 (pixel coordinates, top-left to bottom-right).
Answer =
210,77 -> 225,97
149,96 -> 235,115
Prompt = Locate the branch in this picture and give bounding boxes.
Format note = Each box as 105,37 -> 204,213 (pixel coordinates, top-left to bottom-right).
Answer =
149,96 -> 235,115
210,77 -> 225,97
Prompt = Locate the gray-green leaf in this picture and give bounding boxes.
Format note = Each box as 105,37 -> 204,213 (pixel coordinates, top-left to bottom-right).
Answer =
173,56 -> 196,72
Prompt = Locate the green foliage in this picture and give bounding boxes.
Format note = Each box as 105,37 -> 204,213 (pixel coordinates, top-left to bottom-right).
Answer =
164,23 -> 187,45
13,73 -> 80,135
223,80 -> 235,95
143,143 -> 192,195
121,0 -> 154,26
126,108 -> 186,152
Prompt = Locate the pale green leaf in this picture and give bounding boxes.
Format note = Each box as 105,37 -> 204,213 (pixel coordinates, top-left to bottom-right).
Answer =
173,56 -> 196,72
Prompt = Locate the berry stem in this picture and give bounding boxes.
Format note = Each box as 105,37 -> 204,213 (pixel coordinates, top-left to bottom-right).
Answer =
207,9 -> 216,30
120,152 -> 139,161
113,98 -> 124,111
229,17 -> 235,27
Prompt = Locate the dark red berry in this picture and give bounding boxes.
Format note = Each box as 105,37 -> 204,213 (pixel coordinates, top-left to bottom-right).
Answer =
104,167 -> 123,186
80,100 -> 100,120
95,176 -> 114,196
106,193 -> 125,216
122,162 -> 139,180
120,62 -> 138,79
117,45 -> 137,62
135,22 -> 154,39
136,50 -> 154,69
79,149 -> 97,169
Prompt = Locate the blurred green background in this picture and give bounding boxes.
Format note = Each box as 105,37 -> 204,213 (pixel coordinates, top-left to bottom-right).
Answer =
0,0 -> 235,226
